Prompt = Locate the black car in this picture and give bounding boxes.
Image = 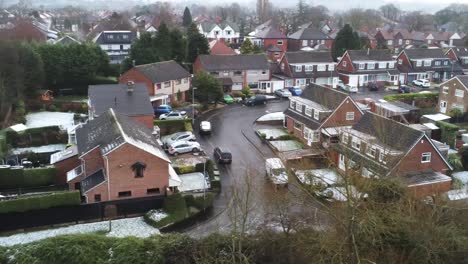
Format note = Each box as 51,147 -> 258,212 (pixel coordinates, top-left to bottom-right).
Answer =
213,147 -> 232,164
368,82 -> 379,91
398,85 -> 411,94
244,95 -> 267,106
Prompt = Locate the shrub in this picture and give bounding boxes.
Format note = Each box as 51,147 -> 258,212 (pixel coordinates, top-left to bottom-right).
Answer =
0,191 -> 81,213
242,86 -> 252,97
48,104 -> 57,111
436,121 -> 459,148
174,165 -> 196,174
184,121 -> 193,132
383,92 -> 438,102
184,193 -> 214,211
276,134 -> 294,141
145,193 -> 188,228
0,167 -> 56,189
232,91 -> 244,98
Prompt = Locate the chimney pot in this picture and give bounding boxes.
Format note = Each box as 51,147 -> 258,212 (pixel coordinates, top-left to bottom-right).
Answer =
127,81 -> 134,94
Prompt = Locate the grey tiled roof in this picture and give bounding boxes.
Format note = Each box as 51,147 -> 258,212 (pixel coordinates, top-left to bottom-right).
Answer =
197,54 -> 269,71
347,49 -> 394,61
288,27 -> 331,40
88,83 -> 153,117
94,31 -> 137,44
403,48 -> 447,60
81,169 -> 105,193
457,75 -> 468,88
286,51 -> 333,64
451,47 -> 468,57
255,25 -> 286,39
135,60 -> 190,83
284,108 -> 321,129
301,83 -> 349,110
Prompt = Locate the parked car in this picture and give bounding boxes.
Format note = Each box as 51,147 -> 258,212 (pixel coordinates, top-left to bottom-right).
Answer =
399,85 -> 411,93
412,79 -> 430,88
159,111 -> 187,120
161,131 -> 196,148
265,158 -> 288,187
199,121 -> 211,134
275,89 -> 292,98
288,87 -> 303,96
168,141 -> 201,156
244,95 -> 267,106
341,84 -> 358,93
177,105 -> 199,118
223,94 -> 234,104
213,147 -> 232,164
337,80 -> 346,90
154,105 -> 172,115
367,82 -> 379,91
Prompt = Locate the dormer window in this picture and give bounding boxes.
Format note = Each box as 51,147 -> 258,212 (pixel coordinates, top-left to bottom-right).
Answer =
329,64 -> 335,71
317,65 -> 326,71
435,61 -> 441,66
132,161 -> 146,178
305,65 -> 313,72
123,34 -> 128,39
367,63 -> 375,70
295,65 -> 302,72
424,60 -> 431,66
359,63 -> 364,70
379,62 -> 386,69
444,61 -> 449,65
416,60 -> 422,67
388,62 -> 395,68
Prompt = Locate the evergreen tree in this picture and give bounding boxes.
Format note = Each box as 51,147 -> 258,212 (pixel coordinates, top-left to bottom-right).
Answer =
170,29 -> 186,64
182,7 -> 192,28
240,38 -> 254,54
192,71 -> 223,105
155,22 -> 172,61
331,24 -> 361,61
127,32 -> 158,67
17,43 -> 44,97
187,23 -> 209,65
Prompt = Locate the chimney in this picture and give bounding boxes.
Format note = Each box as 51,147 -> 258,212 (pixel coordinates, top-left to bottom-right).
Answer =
127,81 -> 134,94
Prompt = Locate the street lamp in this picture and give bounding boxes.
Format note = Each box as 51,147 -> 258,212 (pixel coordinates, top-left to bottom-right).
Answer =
192,87 -> 197,125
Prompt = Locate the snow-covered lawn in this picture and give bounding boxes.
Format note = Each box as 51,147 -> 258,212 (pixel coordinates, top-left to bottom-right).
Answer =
257,128 -> 288,140
0,217 -> 159,247
171,156 -> 206,167
25,112 -> 75,131
257,112 -> 284,122
11,144 -> 67,155
270,140 -> 303,152
147,209 -> 168,222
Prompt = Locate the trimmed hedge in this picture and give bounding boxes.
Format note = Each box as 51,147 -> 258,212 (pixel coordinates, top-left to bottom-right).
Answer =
184,193 -> 214,211
0,191 -> 81,213
6,126 -> 67,148
0,167 -> 56,189
154,119 -> 193,135
174,165 -> 196,174
383,92 -> 438,102
436,121 -> 459,148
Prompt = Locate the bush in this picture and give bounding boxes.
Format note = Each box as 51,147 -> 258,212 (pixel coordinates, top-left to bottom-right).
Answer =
184,121 -> 193,132
242,86 -> 252,97
184,193 -> 214,211
383,92 -> 438,102
232,91 -> 244,99
6,126 -> 66,148
144,193 -> 188,228
174,165 -> 196,174
436,121 -> 459,148
0,167 -> 56,189
0,191 -> 81,213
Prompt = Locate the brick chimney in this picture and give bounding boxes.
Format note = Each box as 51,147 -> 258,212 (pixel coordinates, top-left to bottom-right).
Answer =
127,81 -> 134,94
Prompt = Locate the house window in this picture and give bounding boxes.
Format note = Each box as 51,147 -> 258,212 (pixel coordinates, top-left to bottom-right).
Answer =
313,110 -> 319,120
234,71 -> 242,76
362,167 -> 375,178
317,64 -> 326,71
388,62 -> 395,68
214,31 -> 219,35
175,79 -> 181,85
351,138 -> 361,150
107,45 -> 112,50
379,152 -> 386,164
277,40 -> 283,45
398,59 -> 403,65
343,61 -> 347,67
444,61 -> 449,65
123,34 -> 128,39
398,39 -> 402,45
359,63 -> 364,70
290,100 -> 295,108
416,60 -> 422,67
132,161 -> 146,178
210,71 -> 219,76
453,103 -> 464,110
405,40 -> 410,45
329,64 -> 335,71
280,63 -> 285,71
147,188 -> 160,194
305,106 -> 312,117
296,102 -> 303,112
305,65 -> 313,72
302,40 -> 308,46
346,112 -> 354,121
108,35 -> 114,39
120,45 -> 123,50
223,71 -> 229,76
367,63 -> 375,70
226,30 -> 231,35
342,133 -> 349,144
455,89 -> 464,98
262,70 -> 267,75
424,60 -> 431,66
94,194 -> 101,202
118,191 -> 132,197
183,78 -> 188,83
435,61 -> 441,66
366,146 -> 376,157
164,81 -> 171,88
388,40 -> 393,45
442,86 -> 449,94
421,152 -> 431,163
379,62 -> 386,69
274,52 -> 280,57
294,121 -> 302,130
312,131 -> 320,142
295,65 -> 302,72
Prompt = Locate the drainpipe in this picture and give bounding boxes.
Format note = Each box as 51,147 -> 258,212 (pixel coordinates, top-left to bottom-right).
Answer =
104,155 -> 111,201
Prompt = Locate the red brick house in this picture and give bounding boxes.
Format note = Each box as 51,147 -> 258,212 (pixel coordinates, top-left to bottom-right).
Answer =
284,84 -> 364,147
0,18 -> 47,42
333,112 -> 452,197
209,40 -> 236,55
50,146 -> 81,185
247,25 -> 288,62
88,83 -> 155,129
288,26 -> 333,51
446,47 -> 468,74
67,108 -> 179,203
119,61 -> 191,106
337,49 -> 399,87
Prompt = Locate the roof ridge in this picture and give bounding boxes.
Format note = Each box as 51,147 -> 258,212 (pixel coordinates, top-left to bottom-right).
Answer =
364,111 -> 423,135
109,108 -> 128,142
135,60 -> 176,68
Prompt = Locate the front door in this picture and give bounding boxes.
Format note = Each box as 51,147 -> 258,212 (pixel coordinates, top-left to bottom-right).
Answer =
440,101 -> 447,113
338,154 -> 346,171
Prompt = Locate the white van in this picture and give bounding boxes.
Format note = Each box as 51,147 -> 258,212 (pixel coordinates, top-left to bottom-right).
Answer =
265,158 -> 288,187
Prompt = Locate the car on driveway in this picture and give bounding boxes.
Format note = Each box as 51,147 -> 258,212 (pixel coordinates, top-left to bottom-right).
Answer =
213,147 -> 232,164
162,131 -> 196,148
288,87 -> 302,96
159,111 -> 187,120
154,105 -> 172,115
274,89 -> 292,98
168,141 -> 201,156
199,121 -> 211,135
412,79 -> 430,88
399,85 -> 411,93
367,82 -> 379,91
337,80 -> 346,90
244,95 -> 267,106
341,84 -> 358,93
223,94 -> 234,104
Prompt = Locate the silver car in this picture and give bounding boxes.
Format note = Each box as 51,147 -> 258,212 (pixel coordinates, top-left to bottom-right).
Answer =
159,111 -> 187,120
168,141 -> 201,155
275,89 -> 292,98
161,131 -> 196,148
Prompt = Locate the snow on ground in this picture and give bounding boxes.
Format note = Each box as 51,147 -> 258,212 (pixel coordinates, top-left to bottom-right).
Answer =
148,209 -> 168,222
257,128 -> 288,140
257,112 -> 284,122
11,144 -> 67,155
171,156 -> 206,167
0,217 -> 159,247
270,140 -> 303,152
25,112 -> 75,131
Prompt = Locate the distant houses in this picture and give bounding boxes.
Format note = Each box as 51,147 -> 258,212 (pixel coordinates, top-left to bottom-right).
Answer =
93,30 -> 137,64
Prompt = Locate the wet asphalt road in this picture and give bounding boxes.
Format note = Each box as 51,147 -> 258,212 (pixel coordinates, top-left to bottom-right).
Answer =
184,99 -> 290,236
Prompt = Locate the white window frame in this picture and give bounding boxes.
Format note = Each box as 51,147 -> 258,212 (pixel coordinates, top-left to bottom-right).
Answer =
313,110 -> 319,120
388,40 -> 393,45
295,65 -> 302,72
421,152 -> 431,163
367,63 -> 375,70
405,40 -> 410,45
312,131 -> 320,142
302,40 -> 308,47
359,63 -> 364,70
317,64 -> 326,71
398,59 -> 403,65
444,61 -> 449,66
289,100 -> 295,108
305,106 -> 312,117
295,102 -> 303,112
328,64 -> 335,71
346,112 -> 355,121
366,146 -> 376,157
351,138 -> 361,150
277,40 -> 283,45
442,86 -> 448,94
305,65 -> 313,72
164,81 -> 171,88
424,60 -> 431,66
455,89 -> 464,98
388,62 -> 394,68
378,62 -> 386,69
343,61 -> 347,67
435,61 -> 441,66
342,133 -> 349,144
416,60 -> 422,67
294,121 -> 302,130
379,151 -> 386,164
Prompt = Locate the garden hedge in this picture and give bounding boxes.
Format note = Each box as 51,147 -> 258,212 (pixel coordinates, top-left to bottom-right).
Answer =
6,126 -> 67,148
436,121 -> 459,148
0,191 -> 81,213
383,92 -> 438,102
184,193 -> 214,211
154,119 -> 193,135
0,167 -> 56,189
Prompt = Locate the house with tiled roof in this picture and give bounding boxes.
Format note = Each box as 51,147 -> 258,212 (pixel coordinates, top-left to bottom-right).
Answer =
66,108 -> 179,203
93,30 -> 137,64
396,48 -> 463,84
337,49 -> 399,87
284,84 -> 364,147
209,39 -> 236,55
333,111 -> 452,197
197,21 -> 240,43
275,51 -> 339,88
88,83 -> 154,129
247,24 -> 288,61
193,54 -> 272,92
288,26 -> 333,51
438,75 -> 468,114
54,35 -> 80,45
446,47 -> 468,74
119,61 -> 191,106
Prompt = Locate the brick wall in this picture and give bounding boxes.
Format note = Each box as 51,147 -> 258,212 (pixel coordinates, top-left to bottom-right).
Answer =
407,180 -> 451,198
337,53 -> 354,73
54,156 -> 81,185
322,99 -> 363,128
119,68 -> 154,96
82,148 -> 105,176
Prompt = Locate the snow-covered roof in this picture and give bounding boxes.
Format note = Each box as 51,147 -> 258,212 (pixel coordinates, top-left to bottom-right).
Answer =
295,169 -> 341,186
25,112 -> 75,131
9,124 -> 28,132
423,123 -> 439,130
169,166 -> 182,187
257,112 -> 285,122
178,172 -> 209,193
11,144 -> 67,155
422,113 -> 451,122
50,146 -> 78,164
